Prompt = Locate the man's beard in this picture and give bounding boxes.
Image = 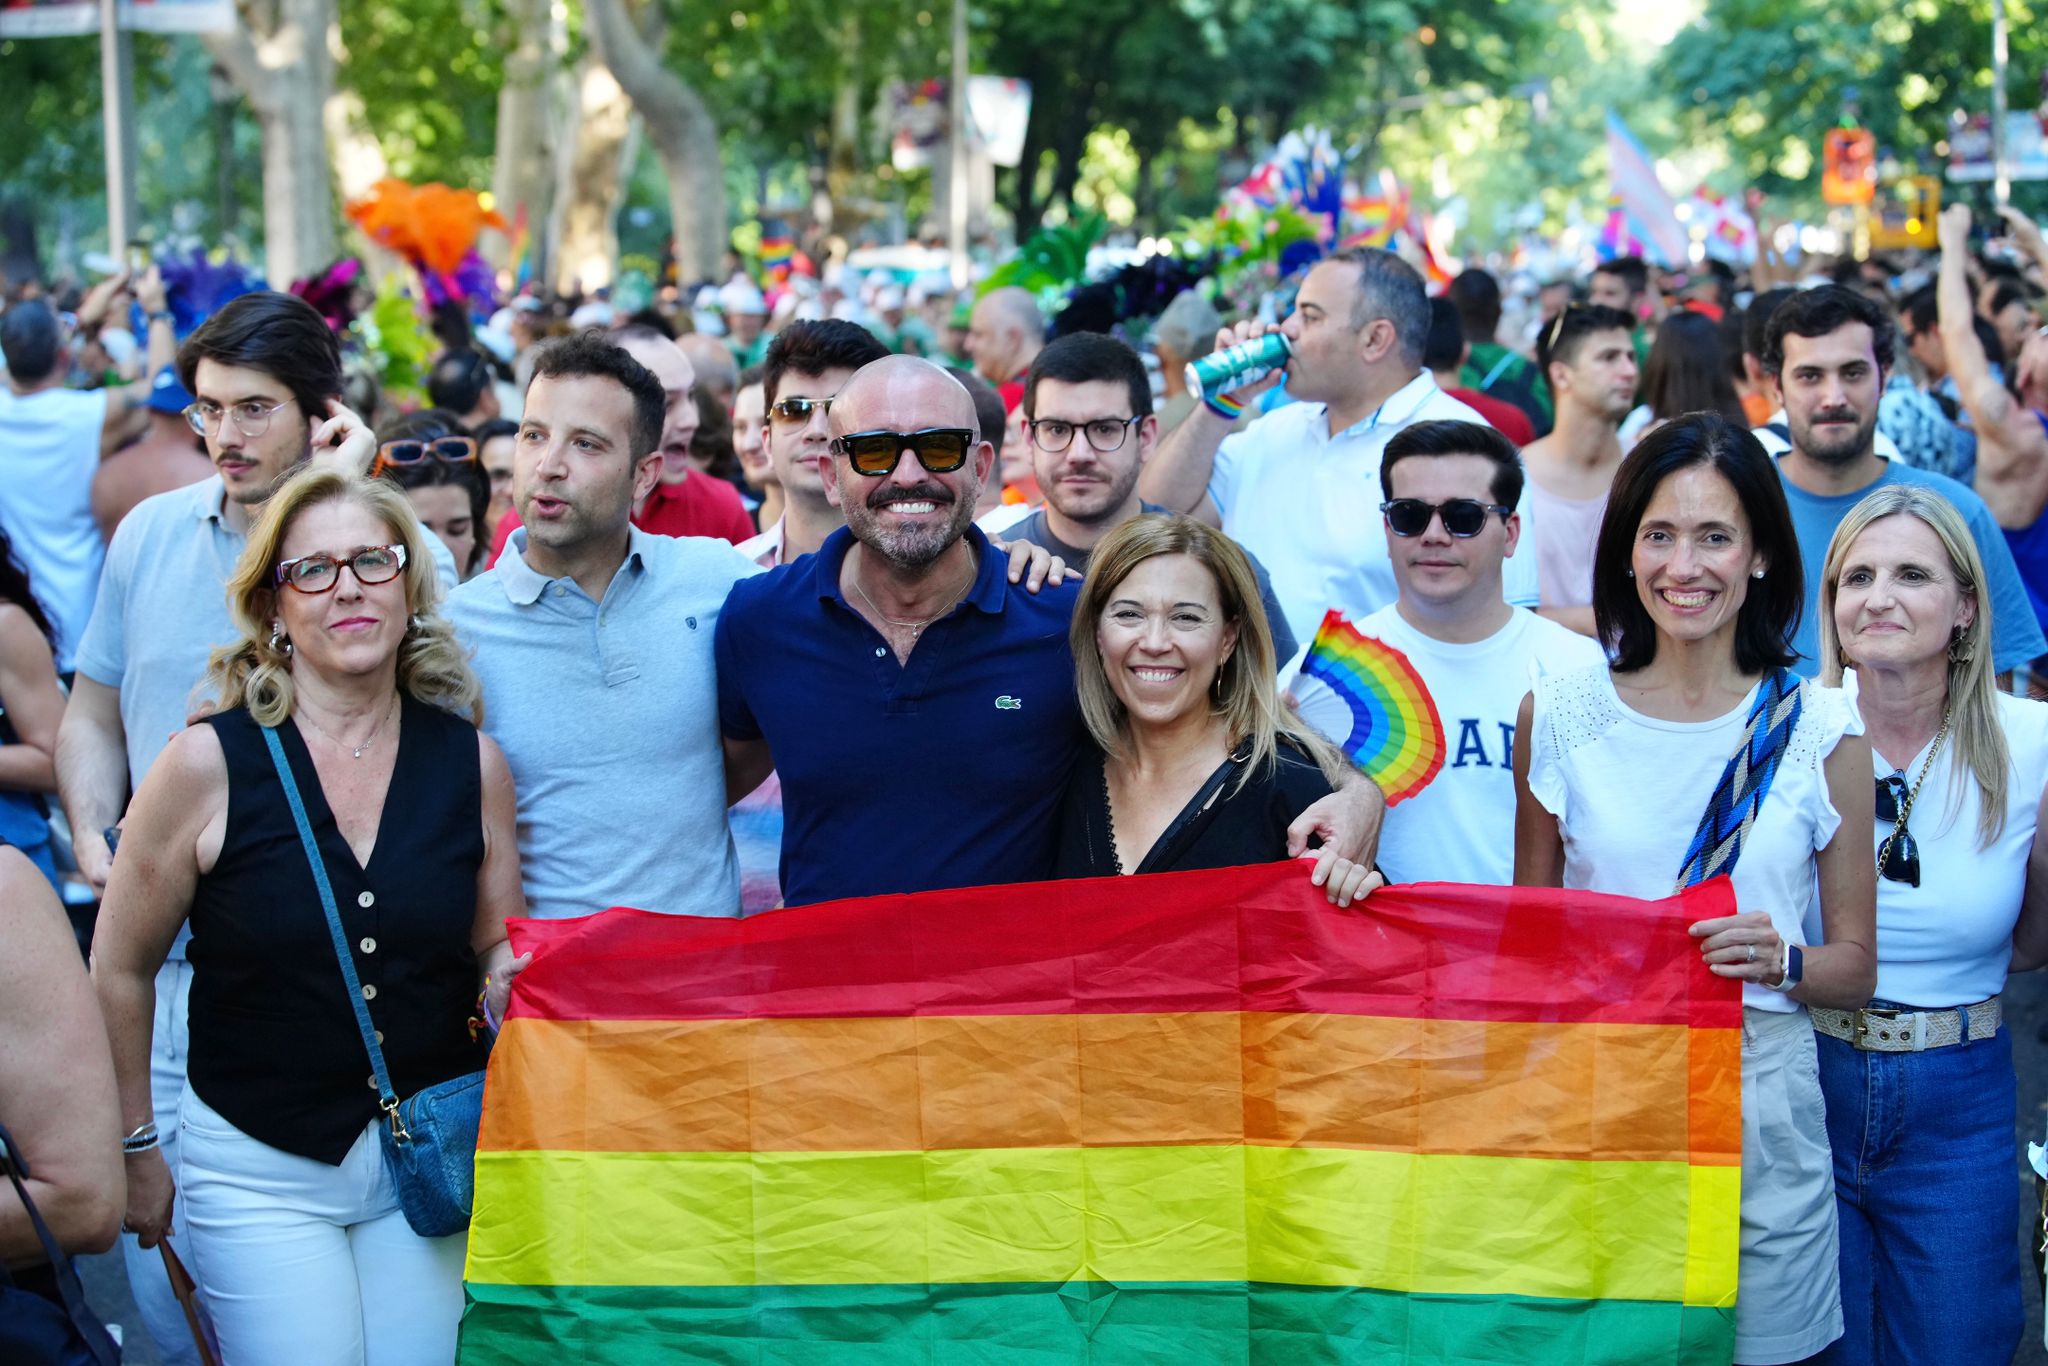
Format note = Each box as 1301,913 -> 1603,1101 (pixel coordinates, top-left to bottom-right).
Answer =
847,481 -> 974,570
1790,406 -> 1877,466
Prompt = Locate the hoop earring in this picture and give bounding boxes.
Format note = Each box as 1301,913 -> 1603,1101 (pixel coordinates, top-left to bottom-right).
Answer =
268,627 -> 292,658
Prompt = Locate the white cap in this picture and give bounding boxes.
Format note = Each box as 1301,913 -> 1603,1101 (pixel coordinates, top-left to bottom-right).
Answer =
718,278 -> 768,316
569,301 -> 615,328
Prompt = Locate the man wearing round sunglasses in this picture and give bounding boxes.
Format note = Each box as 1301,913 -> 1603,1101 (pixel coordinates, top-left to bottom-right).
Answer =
1140,247 -> 1542,647
1003,332 -> 1298,662
717,355 -> 1384,908
1284,421 -> 1601,886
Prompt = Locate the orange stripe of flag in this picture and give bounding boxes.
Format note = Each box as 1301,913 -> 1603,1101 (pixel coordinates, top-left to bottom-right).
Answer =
482,1012 -> 1738,1166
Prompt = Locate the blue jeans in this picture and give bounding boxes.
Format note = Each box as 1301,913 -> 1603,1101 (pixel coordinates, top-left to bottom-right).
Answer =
1814,1021 -> 2024,1366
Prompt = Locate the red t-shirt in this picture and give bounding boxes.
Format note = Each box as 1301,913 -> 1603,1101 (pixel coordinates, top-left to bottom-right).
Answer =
633,472 -> 756,543
1447,388 -> 1537,447
485,473 -> 756,568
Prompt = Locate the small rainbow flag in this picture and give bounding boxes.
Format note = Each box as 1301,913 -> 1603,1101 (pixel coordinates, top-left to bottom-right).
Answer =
1298,610 -> 1446,804
759,234 -> 794,288
459,864 -> 1741,1363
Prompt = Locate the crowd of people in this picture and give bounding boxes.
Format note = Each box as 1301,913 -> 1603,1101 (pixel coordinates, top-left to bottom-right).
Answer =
6,199 -> 2048,1365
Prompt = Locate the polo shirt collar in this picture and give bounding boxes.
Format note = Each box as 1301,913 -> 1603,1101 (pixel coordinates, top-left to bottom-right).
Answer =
1326,368 -> 1438,440
813,523 -> 1009,615
190,475 -> 230,525
494,525 -> 652,606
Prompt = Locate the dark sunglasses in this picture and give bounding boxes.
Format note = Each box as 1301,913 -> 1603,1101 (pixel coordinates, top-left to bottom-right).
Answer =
770,396 -> 833,425
1380,498 -> 1513,538
1875,773 -> 1921,886
374,436 -> 477,470
833,428 -> 976,477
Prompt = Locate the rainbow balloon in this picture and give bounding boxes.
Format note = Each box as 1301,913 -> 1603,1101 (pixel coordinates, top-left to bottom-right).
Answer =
1299,609 -> 1446,804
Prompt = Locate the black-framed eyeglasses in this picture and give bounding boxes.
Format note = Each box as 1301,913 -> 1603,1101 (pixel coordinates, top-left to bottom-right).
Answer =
274,544 -> 409,595
770,396 -> 833,425
184,397 -> 293,438
833,428 -> 976,477
1875,772 -> 1921,886
1381,498 -> 1513,538
373,436 -> 477,476
1028,416 -> 1143,454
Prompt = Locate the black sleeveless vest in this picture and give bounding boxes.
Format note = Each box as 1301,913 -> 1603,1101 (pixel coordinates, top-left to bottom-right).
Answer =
187,697 -> 487,1165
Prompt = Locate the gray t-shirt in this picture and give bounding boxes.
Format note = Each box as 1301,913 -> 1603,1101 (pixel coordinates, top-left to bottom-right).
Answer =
1002,502 -> 1300,663
445,526 -> 762,920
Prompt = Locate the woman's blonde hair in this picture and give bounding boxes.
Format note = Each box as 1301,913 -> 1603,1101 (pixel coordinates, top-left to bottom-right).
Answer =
1072,514 -> 1347,791
205,466 -> 483,728
1819,484 -> 2008,847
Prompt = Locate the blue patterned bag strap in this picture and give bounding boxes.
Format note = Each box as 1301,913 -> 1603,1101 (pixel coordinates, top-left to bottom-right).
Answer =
1674,668 -> 1805,892
260,723 -> 403,1127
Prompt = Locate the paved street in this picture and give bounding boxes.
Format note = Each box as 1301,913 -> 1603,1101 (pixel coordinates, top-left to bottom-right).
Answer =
76,969 -> 2048,1363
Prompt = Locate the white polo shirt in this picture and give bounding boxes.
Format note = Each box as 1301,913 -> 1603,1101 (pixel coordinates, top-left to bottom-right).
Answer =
1208,370 -> 1541,644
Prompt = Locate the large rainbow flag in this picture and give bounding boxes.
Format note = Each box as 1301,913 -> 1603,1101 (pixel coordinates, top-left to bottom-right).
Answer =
460,864 -> 1741,1363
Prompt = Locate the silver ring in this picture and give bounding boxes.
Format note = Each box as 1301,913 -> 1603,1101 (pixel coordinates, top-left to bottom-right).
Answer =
1746,943 -> 1757,964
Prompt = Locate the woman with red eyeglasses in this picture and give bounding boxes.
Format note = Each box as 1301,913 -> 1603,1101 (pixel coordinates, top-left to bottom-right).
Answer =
92,467 -> 527,1365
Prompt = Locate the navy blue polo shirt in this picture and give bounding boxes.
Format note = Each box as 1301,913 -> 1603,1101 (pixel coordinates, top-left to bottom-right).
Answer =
716,524 -> 1085,906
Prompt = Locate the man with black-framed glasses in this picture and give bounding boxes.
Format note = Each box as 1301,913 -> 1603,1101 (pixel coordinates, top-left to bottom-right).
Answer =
1002,332 -> 1298,661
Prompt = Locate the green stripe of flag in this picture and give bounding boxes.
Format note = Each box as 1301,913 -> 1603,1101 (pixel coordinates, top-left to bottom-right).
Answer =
458,1280 -> 1734,1365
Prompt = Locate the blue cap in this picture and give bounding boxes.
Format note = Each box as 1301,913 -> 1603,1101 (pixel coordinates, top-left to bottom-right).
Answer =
145,365 -> 194,414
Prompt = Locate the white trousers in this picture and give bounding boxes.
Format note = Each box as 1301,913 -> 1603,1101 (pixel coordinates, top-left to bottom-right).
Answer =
177,1086 -> 465,1366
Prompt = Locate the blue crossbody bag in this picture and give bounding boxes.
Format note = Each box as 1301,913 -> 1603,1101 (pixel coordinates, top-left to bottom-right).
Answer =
261,722 -> 484,1239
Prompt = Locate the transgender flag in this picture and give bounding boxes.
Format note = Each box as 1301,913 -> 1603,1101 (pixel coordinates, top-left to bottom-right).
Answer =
1605,110 -> 1689,267
460,863 -> 1741,1363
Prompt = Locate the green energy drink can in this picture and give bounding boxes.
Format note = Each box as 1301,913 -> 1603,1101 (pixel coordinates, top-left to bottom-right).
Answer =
1185,331 -> 1292,401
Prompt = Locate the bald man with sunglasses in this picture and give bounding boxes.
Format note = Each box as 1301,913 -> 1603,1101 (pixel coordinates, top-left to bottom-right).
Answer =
717,355 -> 1385,908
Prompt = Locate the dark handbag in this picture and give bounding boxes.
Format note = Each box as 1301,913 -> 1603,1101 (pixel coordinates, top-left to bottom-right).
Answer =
0,1122 -> 121,1366
261,722 -> 484,1240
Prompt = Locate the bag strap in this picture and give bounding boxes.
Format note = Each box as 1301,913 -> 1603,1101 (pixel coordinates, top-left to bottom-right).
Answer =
1674,669 -> 1805,891
0,1122 -> 121,1366
259,724 -> 401,1122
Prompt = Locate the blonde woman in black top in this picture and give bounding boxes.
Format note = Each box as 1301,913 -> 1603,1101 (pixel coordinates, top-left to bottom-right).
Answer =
93,468 -> 528,1366
1054,513 -> 1381,902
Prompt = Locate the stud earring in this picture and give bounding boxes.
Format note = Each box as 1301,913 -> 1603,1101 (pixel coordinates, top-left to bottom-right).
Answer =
1751,569 -> 1765,579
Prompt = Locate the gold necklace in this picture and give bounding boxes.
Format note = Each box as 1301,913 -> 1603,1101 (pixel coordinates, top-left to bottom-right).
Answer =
298,695 -> 399,760
848,559 -> 974,639
1877,709 -> 1951,871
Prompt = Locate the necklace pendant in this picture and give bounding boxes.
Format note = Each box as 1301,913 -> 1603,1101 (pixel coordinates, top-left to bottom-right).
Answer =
351,745 -> 365,759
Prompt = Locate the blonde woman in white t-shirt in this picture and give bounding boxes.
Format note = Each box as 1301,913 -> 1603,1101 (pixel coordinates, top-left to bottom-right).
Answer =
1807,484 -> 2048,1366
1511,411 -> 1875,1366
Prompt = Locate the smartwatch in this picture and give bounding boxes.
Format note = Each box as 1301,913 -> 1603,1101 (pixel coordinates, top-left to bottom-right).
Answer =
1768,943 -> 1803,993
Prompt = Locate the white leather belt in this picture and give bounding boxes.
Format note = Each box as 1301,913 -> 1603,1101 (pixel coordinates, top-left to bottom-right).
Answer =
1810,1000 -> 2001,1052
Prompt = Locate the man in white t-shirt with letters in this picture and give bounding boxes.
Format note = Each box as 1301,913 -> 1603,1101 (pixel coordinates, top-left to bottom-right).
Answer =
1286,419 -> 1603,884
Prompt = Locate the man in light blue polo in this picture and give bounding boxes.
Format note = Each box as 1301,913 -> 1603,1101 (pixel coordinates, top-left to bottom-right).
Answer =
445,332 -> 763,919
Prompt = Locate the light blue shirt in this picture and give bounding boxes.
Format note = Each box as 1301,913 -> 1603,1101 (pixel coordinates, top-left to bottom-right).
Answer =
445,526 -> 760,920
1775,459 -> 2046,677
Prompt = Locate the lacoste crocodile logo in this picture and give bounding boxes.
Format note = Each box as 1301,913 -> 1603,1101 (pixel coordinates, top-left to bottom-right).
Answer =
994,695 -> 1022,711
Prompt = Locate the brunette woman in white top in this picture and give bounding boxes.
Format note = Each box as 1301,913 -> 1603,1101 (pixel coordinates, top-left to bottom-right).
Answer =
1808,484 -> 2048,1365
1512,412 -> 1876,1366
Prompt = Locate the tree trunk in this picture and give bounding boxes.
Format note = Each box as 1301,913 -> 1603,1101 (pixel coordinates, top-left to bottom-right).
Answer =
204,0 -> 340,285
583,0 -> 726,285
490,0 -> 559,273
549,53 -> 634,294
